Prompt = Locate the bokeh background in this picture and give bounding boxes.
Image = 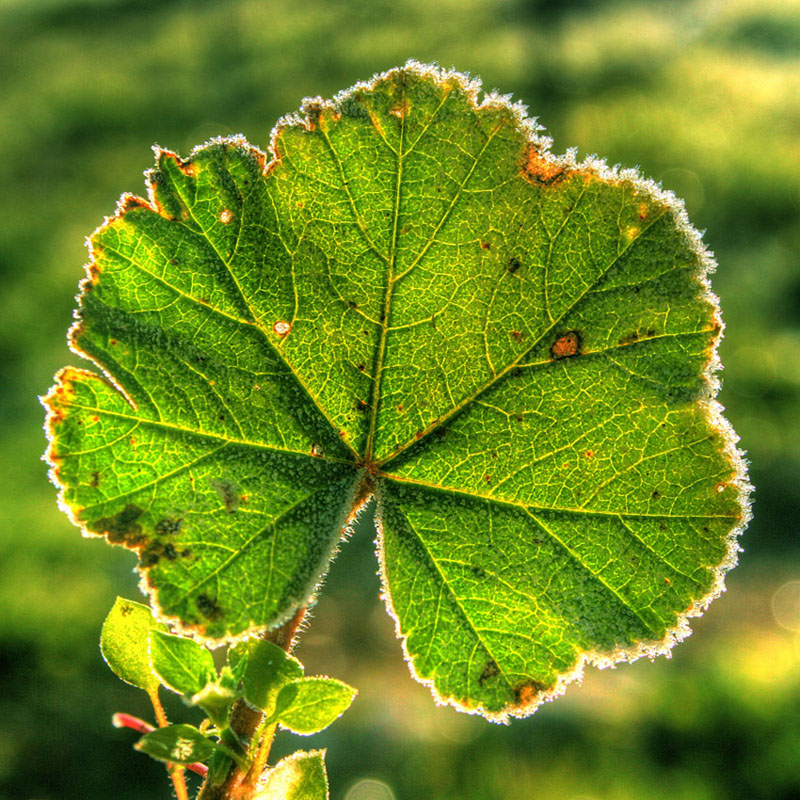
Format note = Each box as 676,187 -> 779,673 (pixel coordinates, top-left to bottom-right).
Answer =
2,0 -> 799,798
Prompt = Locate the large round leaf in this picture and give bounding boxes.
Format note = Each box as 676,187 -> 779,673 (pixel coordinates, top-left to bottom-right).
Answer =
43,61 -> 748,718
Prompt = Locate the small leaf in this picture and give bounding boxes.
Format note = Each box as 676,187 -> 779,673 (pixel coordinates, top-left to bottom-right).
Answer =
276,677 -> 357,734
149,629 -> 217,696
232,639 -> 303,715
254,750 -> 328,800
190,681 -> 237,727
100,597 -> 166,692
135,723 -> 218,765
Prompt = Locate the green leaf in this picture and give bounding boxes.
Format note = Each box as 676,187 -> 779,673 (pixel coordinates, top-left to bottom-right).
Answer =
275,677 -> 357,734
190,681 -> 238,727
232,639 -> 303,714
100,597 -> 166,692
149,629 -> 217,696
45,61 -> 749,718
254,750 -> 328,800
134,723 -> 218,765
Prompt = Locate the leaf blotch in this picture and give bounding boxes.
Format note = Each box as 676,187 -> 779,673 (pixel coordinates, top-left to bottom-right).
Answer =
513,680 -> 548,709
155,517 -> 183,536
196,593 -> 223,620
91,504 -> 145,546
522,145 -> 568,186
211,479 -> 240,513
478,659 -> 499,685
550,330 -> 582,360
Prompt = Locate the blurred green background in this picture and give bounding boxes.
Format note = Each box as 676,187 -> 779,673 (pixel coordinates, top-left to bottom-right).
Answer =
1,0 -> 799,797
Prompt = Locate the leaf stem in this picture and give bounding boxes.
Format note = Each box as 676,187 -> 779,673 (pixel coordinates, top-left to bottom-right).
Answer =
197,607 -> 307,800
113,713 -> 209,776
149,689 -> 190,800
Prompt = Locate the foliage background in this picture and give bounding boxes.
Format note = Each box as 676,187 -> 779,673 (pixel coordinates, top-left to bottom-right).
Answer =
1,0 -> 799,797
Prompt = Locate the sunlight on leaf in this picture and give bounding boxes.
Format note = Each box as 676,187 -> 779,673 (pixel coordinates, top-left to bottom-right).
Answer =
44,61 -> 749,720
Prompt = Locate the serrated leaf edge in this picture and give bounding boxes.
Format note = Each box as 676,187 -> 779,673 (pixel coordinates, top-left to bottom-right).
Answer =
40,60 -> 751,703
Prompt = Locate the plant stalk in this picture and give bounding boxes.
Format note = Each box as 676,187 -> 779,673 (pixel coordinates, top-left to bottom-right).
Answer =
197,607 -> 307,800
149,689 -> 190,800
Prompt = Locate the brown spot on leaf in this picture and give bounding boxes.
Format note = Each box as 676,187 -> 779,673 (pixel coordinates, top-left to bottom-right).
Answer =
368,111 -> 385,137
389,99 -> 410,119
511,330 -> 524,342
585,450 -> 594,459
196,593 -> 222,620
514,680 -> 548,708
91,504 -> 145,546
120,194 -> 151,213
481,241 -> 491,250
470,564 -> 487,579
479,660 -> 499,685
219,209 -> 234,224
90,471 -> 100,488
155,518 -> 183,536
550,330 -> 582,360
618,331 -> 640,346
521,145 -> 568,185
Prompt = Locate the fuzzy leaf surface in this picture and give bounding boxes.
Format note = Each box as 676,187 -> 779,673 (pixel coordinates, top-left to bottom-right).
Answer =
255,751 -> 328,800
135,724 -> 219,765
276,677 -> 357,734
149,629 -> 217,696
231,639 -> 304,715
100,597 -> 167,692
45,62 -> 747,718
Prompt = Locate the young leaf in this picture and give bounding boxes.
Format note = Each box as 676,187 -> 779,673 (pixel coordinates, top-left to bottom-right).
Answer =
231,639 -> 303,714
149,629 -> 217,696
100,596 -> 166,692
190,681 -> 238,727
44,61 -> 749,719
254,750 -> 328,800
275,677 -> 357,735
135,723 -> 219,765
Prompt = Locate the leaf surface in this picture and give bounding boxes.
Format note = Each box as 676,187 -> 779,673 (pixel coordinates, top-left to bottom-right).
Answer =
276,677 -> 357,734
135,723 -> 219,765
254,750 -> 328,800
44,62 -> 748,718
149,629 -> 217,696
100,597 -> 167,692
231,639 -> 304,715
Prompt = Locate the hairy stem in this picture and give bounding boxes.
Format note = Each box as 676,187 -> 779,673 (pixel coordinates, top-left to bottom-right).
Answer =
149,690 -> 190,800
198,607 -> 307,800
